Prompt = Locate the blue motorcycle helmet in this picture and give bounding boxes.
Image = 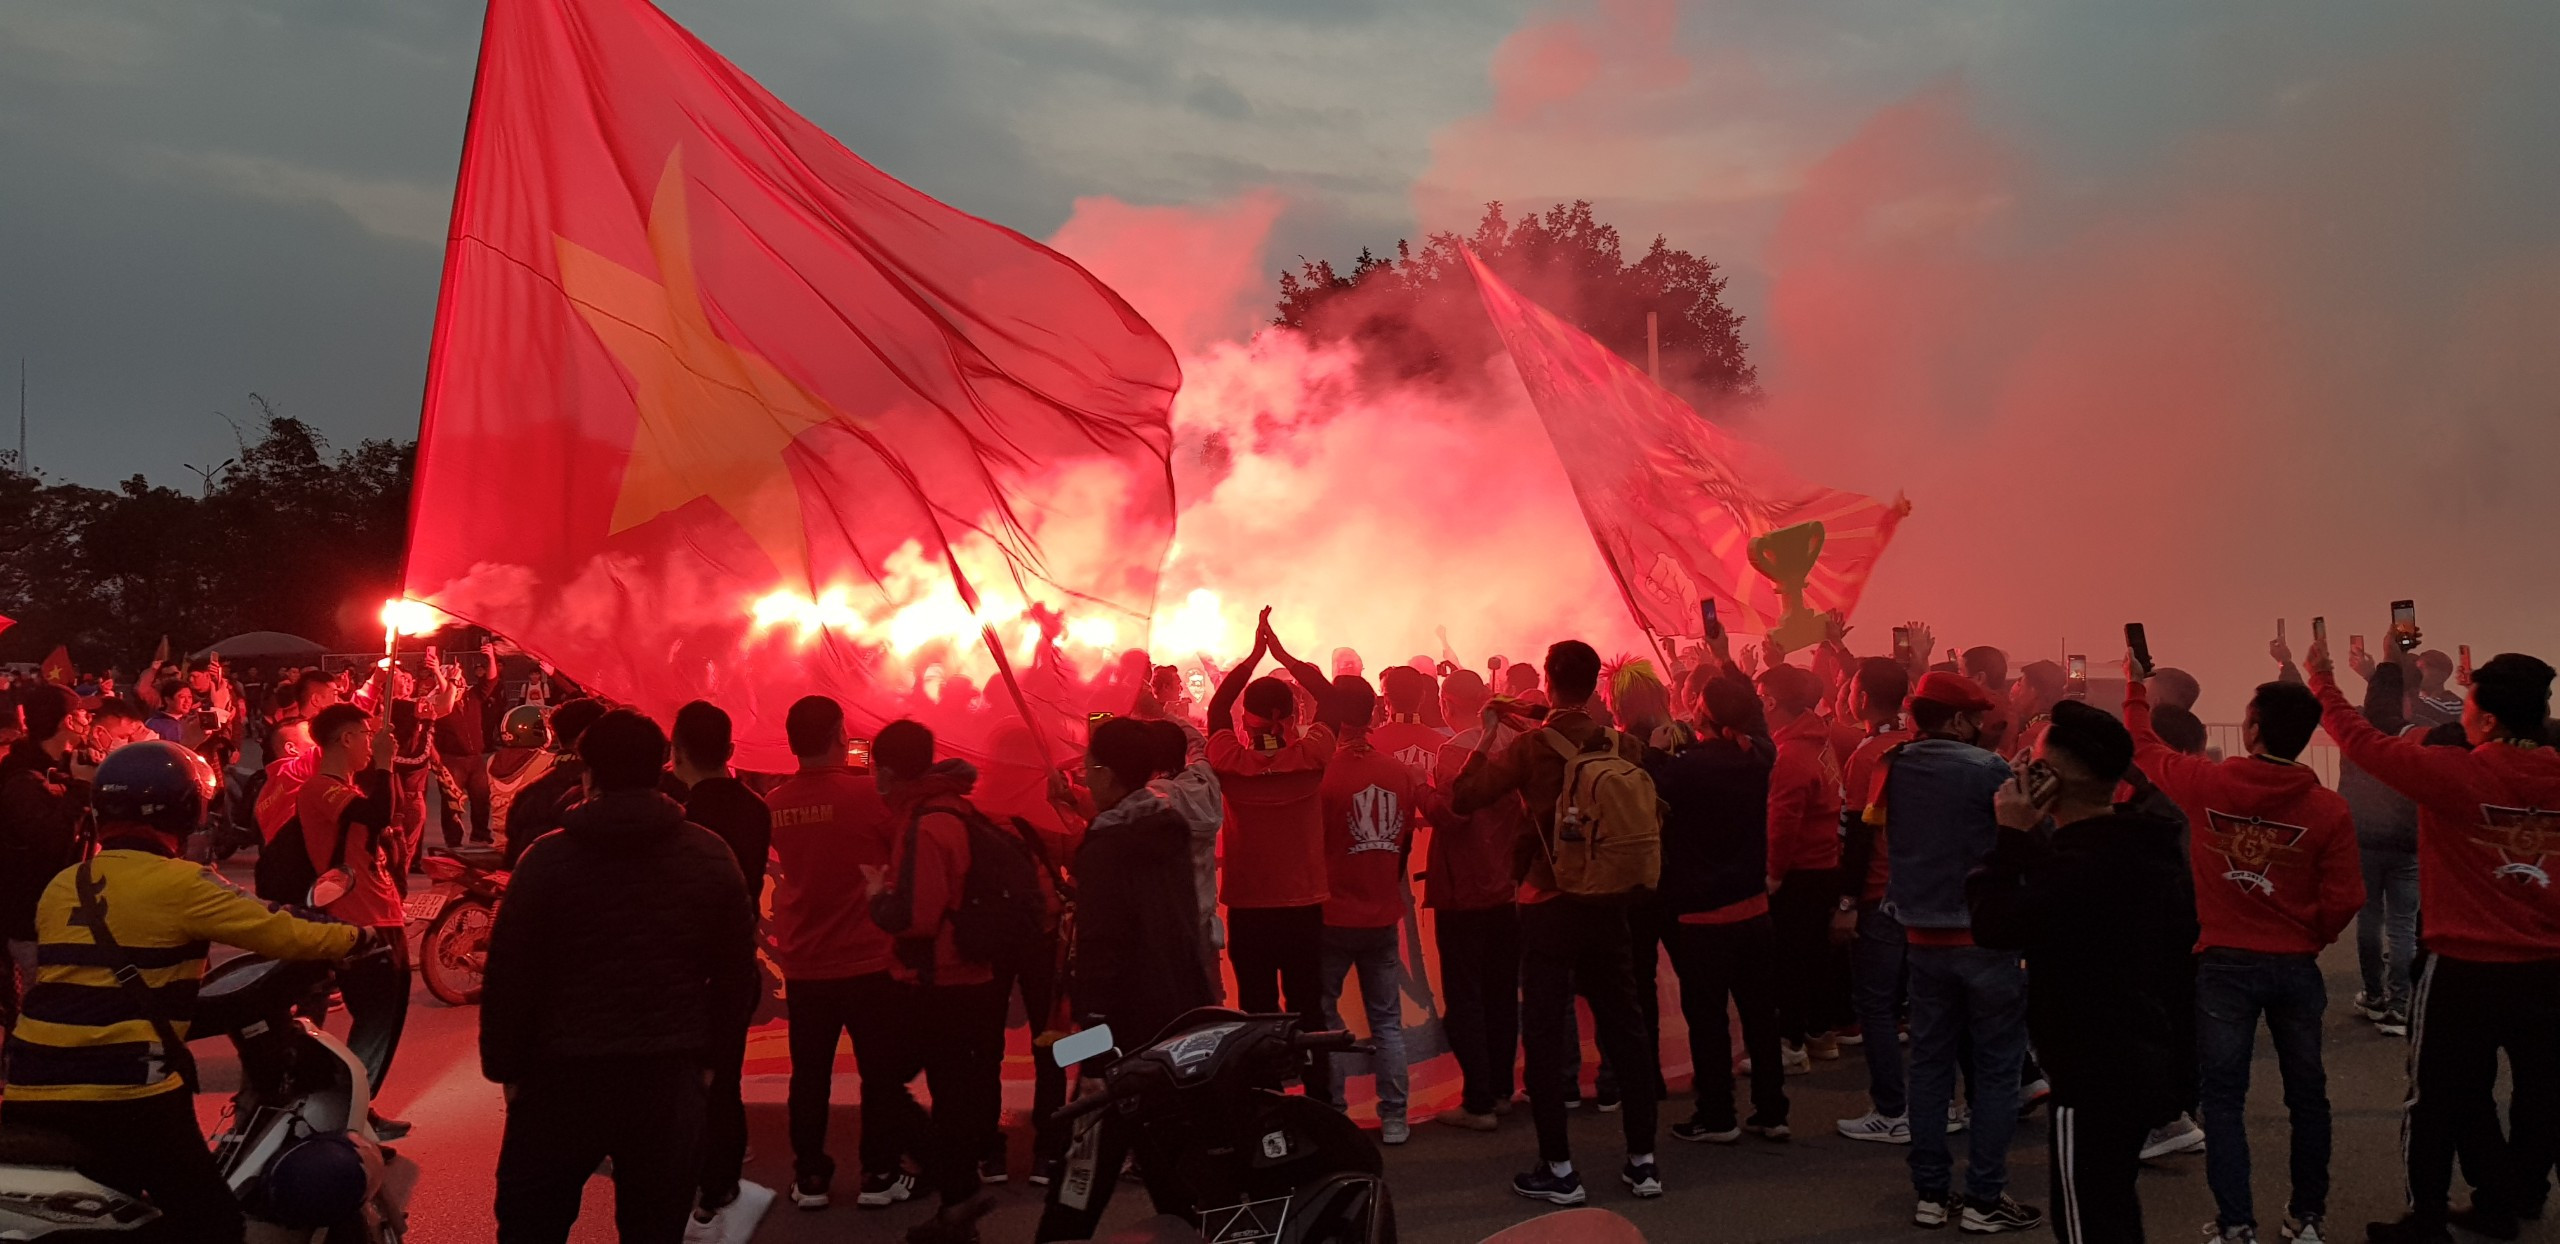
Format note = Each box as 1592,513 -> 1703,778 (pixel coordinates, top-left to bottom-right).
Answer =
89,741 -> 219,837
260,1132 -> 371,1228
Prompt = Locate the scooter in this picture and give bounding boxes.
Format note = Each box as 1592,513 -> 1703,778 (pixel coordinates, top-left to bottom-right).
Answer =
1048,1009 -> 1392,1244
0,949 -> 418,1239
410,844 -> 508,1006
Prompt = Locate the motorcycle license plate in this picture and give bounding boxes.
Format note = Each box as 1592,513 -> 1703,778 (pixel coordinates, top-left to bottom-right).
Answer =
1058,1108 -> 1104,1211
404,892 -> 448,923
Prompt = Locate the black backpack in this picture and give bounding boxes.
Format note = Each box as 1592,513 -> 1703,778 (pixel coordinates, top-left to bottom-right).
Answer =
875,801 -> 1054,974
254,816 -> 322,905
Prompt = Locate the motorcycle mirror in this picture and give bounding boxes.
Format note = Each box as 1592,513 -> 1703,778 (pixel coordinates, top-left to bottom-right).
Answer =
1052,1025 -> 1114,1069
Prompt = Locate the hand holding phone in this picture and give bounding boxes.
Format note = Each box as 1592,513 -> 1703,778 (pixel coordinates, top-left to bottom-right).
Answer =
2390,600 -> 2420,652
2459,644 -> 2473,688
2125,623 -> 2154,679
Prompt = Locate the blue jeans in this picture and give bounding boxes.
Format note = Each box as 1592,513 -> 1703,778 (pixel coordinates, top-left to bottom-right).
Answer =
2196,949 -> 2330,1229
2356,847 -> 2420,1013
1906,944 -> 2028,1203
1852,906 -> 1911,1118
1319,925 -> 1407,1121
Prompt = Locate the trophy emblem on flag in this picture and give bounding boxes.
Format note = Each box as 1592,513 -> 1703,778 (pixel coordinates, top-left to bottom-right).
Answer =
1748,520 -> 1831,652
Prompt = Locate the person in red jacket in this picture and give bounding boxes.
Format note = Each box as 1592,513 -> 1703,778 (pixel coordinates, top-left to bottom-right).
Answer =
1421,669 -> 1528,1132
1760,662 -> 1848,1065
1314,675 -> 1422,1143
765,696 -> 923,1213
1207,611 -> 1339,1030
872,719 -> 1005,1244
2307,644 -> 2560,1244
2126,660 -> 2362,1244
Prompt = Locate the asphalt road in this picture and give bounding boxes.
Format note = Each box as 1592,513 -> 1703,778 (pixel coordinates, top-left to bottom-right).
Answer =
185,937 -> 2540,1244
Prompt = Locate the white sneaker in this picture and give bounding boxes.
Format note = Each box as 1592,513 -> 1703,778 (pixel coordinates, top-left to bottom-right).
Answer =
1836,1112 -> 1911,1145
1380,1117 -> 1411,1146
2140,1115 -> 2207,1160
1780,1043 -> 1812,1076
2281,1215 -> 2325,1243
1949,1103 -> 1971,1134
2205,1223 -> 2255,1243
685,1182 -> 775,1244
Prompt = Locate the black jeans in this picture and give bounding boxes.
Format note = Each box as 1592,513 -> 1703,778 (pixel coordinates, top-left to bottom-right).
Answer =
1433,905 -> 1521,1115
1227,904 -> 1325,1018
4,1092 -> 243,1244
495,1056 -> 704,1244
1768,867 -> 1842,1044
993,938 -> 1068,1170
340,930 -> 409,1098
2195,948 -> 2329,1228
1596,892 -> 1665,1103
700,1053 -> 747,1212
2406,955 -> 2560,1215
1519,895 -> 1658,1164
2049,1097 -> 2150,1243
914,980 -> 1008,1207
1663,914 -> 1787,1129
787,972 -> 926,1182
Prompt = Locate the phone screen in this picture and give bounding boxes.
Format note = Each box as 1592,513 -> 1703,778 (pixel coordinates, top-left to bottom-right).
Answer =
2312,616 -> 2328,647
1893,627 -> 1913,661
846,738 -> 872,768
2391,600 -> 2417,629
2066,655 -> 2088,681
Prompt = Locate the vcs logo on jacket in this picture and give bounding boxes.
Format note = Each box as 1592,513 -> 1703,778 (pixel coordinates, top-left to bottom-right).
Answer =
2203,810 -> 2308,897
2474,805 -> 2558,888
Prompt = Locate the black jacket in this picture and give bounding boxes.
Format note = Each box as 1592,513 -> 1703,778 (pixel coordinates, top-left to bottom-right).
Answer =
479,790 -> 759,1083
673,774 -> 772,898
1968,809 -> 2198,1115
503,756 -> 586,869
1071,800 -> 1215,1049
0,741 -> 87,942
1644,735 -> 1773,918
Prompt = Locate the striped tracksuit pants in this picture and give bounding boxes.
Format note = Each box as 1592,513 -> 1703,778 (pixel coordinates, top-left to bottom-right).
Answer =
2049,1098 -> 2150,1243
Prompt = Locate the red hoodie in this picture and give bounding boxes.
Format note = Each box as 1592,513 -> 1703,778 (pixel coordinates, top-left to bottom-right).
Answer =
1767,713 -> 1845,880
1320,738 -> 1421,929
2313,671 -> 2560,963
2127,683 -> 2362,955
1844,723 -> 1907,904
880,775 -> 994,987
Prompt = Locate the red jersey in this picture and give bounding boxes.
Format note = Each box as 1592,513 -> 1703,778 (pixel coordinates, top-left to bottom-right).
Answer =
1210,724 -> 1336,909
1767,713 -> 1845,879
2128,684 -> 2362,955
765,766 -> 897,980
1844,723 -> 1907,904
296,772 -> 404,929
1368,717 -> 1451,785
1320,740 -> 1420,929
1423,727 -> 1528,911
257,746 -> 319,841
2315,673 -> 2560,962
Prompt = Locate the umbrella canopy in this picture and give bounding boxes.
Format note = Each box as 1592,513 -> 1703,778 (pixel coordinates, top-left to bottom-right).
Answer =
195,631 -> 327,663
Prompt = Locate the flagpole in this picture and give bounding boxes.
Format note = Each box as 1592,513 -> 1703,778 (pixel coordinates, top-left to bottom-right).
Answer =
1645,312 -> 1660,385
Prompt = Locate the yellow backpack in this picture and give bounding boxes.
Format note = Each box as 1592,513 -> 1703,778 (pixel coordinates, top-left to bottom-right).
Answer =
1539,727 -> 1663,897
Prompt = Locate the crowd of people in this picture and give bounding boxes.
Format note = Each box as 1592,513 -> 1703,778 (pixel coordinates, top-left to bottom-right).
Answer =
0,607 -> 2551,1244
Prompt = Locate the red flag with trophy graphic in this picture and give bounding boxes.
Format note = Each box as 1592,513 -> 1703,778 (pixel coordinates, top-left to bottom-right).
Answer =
1466,250 -> 1906,649
403,0 -> 1179,770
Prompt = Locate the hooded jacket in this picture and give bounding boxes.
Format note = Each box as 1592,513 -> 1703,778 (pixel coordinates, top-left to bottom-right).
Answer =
1645,733 -> 1774,919
1970,808 -> 2198,1115
0,739 -> 87,943
2128,683 -> 2363,955
1072,789 -> 1217,1048
2314,671 -> 2560,962
877,760 -> 995,987
1766,713 -> 1845,878
1153,719 -> 1227,952
1877,738 -> 2012,932
480,790 -> 759,1083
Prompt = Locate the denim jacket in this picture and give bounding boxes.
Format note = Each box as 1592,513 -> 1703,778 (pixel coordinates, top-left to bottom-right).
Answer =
1879,738 -> 2012,931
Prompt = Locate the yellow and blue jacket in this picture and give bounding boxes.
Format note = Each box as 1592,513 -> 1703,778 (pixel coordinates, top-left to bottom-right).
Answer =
3,840 -> 360,1102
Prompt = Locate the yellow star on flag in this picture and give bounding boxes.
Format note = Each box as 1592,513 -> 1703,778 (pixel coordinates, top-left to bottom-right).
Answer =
554,148 -> 838,586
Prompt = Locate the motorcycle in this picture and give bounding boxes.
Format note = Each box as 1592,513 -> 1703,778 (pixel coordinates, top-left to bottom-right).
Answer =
1048,1009 -> 1392,1244
0,949 -> 418,1240
409,845 -> 508,1006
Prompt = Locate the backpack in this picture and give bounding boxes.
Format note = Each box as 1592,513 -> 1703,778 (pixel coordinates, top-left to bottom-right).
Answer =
1539,727 -> 1663,898
874,800 -> 1057,973
254,815 -> 321,905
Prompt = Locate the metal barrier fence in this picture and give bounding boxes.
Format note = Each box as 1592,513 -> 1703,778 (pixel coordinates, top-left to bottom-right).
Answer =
2204,722 -> 2341,787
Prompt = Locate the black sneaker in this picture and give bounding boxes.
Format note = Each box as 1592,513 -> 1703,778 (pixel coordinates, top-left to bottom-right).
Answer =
977,1157 -> 1009,1186
854,1170 -> 914,1209
1670,1116 -> 1741,1144
1594,1089 -> 1623,1113
1959,1195 -> 2044,1234
792,1174 -> 832,1211
2362,1212 -> 2453,1244
1512,1167 -> 1588,1206
1620,1160 -> 1662,1199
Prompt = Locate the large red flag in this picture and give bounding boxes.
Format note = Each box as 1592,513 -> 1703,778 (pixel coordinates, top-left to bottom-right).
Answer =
405,0 -> 1179,770
1467,250 -> 1905,648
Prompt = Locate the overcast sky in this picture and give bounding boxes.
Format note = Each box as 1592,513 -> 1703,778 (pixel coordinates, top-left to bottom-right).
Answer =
3,1 -> 2556,492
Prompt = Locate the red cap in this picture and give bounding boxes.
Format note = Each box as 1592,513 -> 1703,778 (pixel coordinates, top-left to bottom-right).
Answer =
1912,671 -> 1998,713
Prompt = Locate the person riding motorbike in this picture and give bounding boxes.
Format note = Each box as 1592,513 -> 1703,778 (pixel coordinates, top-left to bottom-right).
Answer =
0,740 -> 375,1244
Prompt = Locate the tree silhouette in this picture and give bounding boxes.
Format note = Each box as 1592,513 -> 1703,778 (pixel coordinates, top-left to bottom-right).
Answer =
1277,201 -> 1758,413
